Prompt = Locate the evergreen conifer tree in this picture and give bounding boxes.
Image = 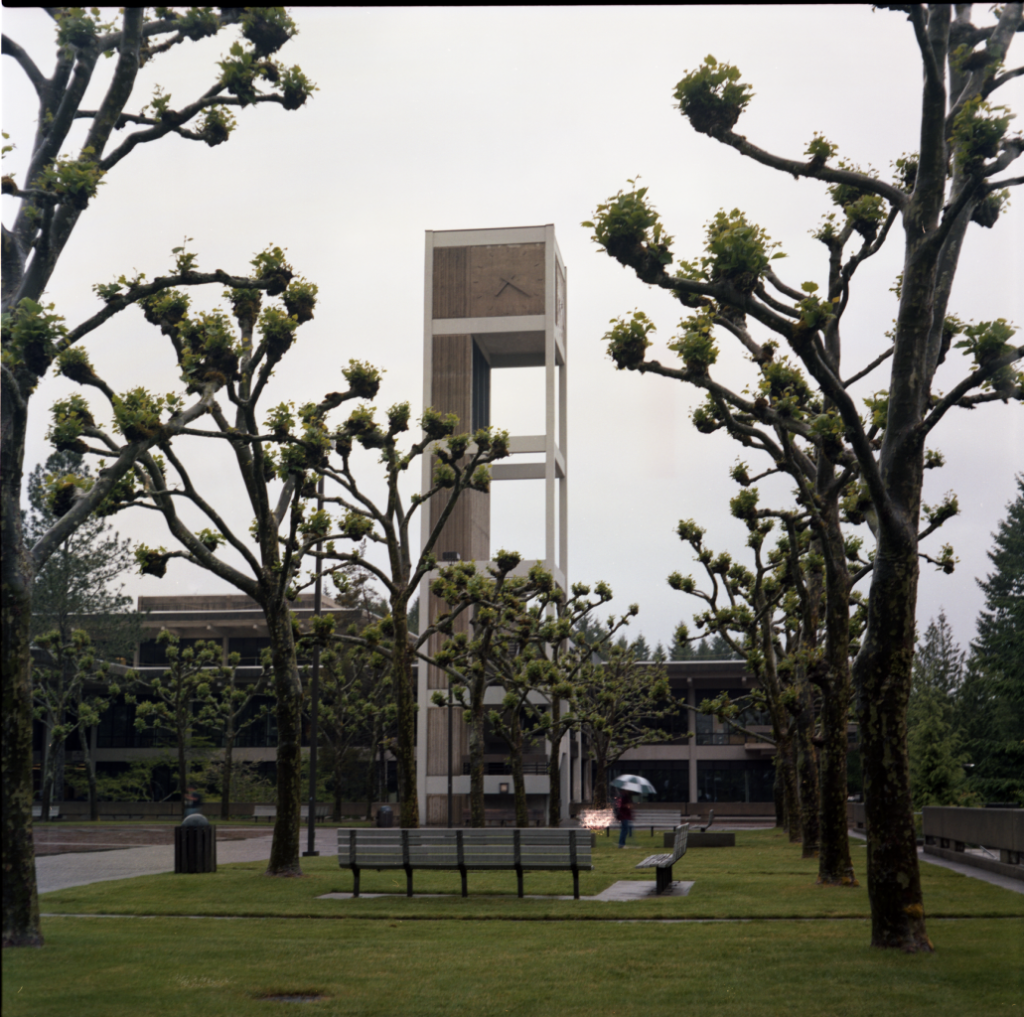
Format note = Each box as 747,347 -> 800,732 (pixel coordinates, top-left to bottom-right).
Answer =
959,477 -> 1024,805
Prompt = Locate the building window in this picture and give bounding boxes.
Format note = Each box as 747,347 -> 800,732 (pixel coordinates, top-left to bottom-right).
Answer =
227,637 -> 272,666
138,637 -> 201,666
694,688 -> 770,745
696,759 -> 774,803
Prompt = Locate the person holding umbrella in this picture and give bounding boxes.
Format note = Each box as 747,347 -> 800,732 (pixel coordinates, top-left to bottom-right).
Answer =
611,774 -> 655,848
615,790 -> 634,847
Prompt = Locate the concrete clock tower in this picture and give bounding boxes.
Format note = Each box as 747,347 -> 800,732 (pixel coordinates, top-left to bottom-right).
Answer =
416,224 -> 572,826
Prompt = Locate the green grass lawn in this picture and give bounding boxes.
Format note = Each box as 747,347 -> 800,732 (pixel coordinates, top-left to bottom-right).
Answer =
4,917 -> 1021,1017
6,829 -> 1020,1017
37,828 -> 1023,921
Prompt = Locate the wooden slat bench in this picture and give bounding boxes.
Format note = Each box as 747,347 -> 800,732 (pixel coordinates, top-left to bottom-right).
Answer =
338,828 -> 593,899
607,809 -> 683,836
635,824 -> 689,894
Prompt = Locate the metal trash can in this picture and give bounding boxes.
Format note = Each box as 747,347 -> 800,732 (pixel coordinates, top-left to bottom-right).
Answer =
376,806 -> 393,828
174,813 -> 217,873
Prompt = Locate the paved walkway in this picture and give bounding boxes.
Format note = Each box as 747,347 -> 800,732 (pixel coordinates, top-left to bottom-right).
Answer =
847,829 -> 1023,894
36,827 -> 338,894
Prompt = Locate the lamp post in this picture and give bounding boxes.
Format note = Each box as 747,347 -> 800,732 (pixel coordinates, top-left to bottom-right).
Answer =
303,475 -> 324,857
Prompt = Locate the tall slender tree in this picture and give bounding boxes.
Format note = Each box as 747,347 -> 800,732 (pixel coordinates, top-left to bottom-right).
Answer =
2,7 -> 313,947
584,5 -> 1023,948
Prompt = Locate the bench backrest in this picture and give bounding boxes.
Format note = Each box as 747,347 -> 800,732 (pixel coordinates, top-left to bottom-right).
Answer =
339,828 -> 592,868
667,824 -> 689,863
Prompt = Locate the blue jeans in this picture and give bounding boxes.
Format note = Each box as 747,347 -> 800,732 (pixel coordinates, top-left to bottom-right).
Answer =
618,818 -> 632,846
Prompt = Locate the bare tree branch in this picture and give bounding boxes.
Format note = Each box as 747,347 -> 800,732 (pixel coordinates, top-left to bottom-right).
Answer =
1,34 -> 47,96
843,346 -> 895,388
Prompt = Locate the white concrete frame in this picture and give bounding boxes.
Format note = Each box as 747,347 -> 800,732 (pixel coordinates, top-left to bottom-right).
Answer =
417,225 -> 570,824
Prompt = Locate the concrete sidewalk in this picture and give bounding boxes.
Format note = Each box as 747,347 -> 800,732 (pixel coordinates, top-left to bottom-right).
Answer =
848,829 -> 1023,895
37,827 -> 339,894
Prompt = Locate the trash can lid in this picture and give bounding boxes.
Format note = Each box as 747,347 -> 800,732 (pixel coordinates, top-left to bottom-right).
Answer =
180,813 -> 210,827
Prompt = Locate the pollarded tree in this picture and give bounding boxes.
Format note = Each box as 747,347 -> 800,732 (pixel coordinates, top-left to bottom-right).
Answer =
429,552 -> 553,828
129,632 -> 225,819
24,450 -> 138,821
30,629 -> 122,823
1,7 -> 313,947
584,6 -> 1023,950
430,555 -> 638,827
204,650 -> 272,821
575,646 -> 675,811
670,516 -> 810,849
282,405 -> 512,828
84,264 -> 372,873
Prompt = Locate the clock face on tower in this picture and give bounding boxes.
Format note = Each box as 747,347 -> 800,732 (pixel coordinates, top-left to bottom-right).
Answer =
466,243 -> 545,318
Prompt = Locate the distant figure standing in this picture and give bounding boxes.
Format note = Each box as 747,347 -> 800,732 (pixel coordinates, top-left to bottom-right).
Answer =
184,786 -> 203,817
616,790 -> 634,848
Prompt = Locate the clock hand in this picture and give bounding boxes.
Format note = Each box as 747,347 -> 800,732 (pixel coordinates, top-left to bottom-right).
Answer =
496,276 -> 531,298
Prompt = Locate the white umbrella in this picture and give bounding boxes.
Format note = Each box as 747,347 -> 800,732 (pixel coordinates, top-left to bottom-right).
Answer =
610,774 -> 656,796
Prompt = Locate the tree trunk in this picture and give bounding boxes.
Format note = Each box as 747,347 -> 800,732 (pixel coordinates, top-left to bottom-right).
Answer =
509,714 -> 528,828
220,727 -> 235,821
776,729 -> 802,843
813,487 -> 856,885
774,764 -> 784,828
548,700 -> 562,828
819,694 -> 853,873
468,685 -> 485,828
332,739 -> 344,823
855,529 -> 931,950
817,682 -> 857,884
266,601 -> 302,875
39,729 -> 55,825
591,736 -> 610,811
391,613 -> 418,828
756,594 -> 801,842
1,387 -> 43,947
794,684 -> 820,858
78,721 -> 98,822
177,704 -> 188,820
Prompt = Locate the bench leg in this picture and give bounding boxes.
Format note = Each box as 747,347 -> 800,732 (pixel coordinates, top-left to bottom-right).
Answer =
352,867 -> 360,898
572,868 -> 580,900
406,866 -> 414,898
655,864 -> 672,894
460,867 -> 468,898
516,867 -> 524,899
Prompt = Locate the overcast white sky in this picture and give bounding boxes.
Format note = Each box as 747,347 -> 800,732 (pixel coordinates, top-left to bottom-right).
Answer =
3,6 -> 1022,655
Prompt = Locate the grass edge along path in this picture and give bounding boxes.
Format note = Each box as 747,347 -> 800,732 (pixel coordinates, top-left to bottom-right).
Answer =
4,915 -> 1023,1017
36,828 -> 1023,922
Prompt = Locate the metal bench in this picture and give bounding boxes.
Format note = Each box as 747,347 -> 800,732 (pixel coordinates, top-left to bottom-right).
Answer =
608,808 -> 683,836
253,804 -> 329,823
32,805 -> 61,819
461,807 -> 546,827
635,824 -> 689,894
338,828 -> 593,899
